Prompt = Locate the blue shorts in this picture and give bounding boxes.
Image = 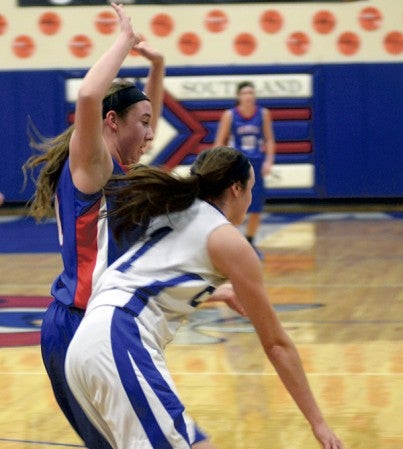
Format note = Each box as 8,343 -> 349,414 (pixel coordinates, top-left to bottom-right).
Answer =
41,299 -> 113,449
247,156 -> 266,213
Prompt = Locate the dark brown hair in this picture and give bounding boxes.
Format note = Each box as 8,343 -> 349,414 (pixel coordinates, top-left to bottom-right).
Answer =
105,146 -> 251,242
22,79 -> 138,221
236,80 -> 255,95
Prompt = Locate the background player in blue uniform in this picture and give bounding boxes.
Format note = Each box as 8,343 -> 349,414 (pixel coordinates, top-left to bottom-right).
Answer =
214,81 -> 276,258
66,146 -> 344,449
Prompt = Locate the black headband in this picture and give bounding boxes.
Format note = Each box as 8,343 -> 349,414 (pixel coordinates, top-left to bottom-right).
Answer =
102,86 -> 150,118
227,152 -> 251,186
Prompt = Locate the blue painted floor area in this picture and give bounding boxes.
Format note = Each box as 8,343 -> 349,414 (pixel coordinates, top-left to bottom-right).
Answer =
0,210 -> 402,254
0,215 -> 59,253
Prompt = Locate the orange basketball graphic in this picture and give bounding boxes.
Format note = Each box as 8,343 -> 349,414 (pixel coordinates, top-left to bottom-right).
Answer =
12,35 -> 35,58
69,34 -> 93,58
287,32 -> 310,56
204,9 -> 228,33
260,10 -> 283,34
0,14 -> 8,36
150,13 -> 174,37
95,11 -> 118,35
234,32 -> 256,56
313,10 -> 336,35
178,32 -> 201,56
38,12 -> 62,36
337,31 -> 360,56
383,31 -> 402,55
358,7 -> 382,31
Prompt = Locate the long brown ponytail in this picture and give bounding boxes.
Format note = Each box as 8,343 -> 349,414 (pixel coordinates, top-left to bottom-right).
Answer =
105,146 -> 251,242
22,120 -> 74,221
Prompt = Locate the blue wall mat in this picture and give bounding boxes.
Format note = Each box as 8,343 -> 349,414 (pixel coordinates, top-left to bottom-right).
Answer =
0,63 -> 402,201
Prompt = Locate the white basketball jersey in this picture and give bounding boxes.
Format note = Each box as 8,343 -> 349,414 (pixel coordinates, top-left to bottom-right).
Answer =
86,199 -> 229,344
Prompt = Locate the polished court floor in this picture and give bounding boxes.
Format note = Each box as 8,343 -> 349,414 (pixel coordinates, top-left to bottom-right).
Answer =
0,207 -> 402,448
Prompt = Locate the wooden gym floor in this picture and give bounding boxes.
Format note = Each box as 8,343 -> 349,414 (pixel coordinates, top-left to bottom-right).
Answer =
0,205 -> 402,449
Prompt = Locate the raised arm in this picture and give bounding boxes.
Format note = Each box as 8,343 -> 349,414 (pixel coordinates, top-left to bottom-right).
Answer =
69,2 -> 141,194
135,41 -> 165,135
207,224 -> 344,449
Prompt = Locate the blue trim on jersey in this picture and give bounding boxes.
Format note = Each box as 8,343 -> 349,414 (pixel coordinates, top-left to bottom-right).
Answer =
124,273 -> 205,316
111,308 -> 191,448
116,226 -> 173,273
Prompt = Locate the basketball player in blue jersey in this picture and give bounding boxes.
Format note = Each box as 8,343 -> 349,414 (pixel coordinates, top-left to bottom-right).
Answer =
23,4 -> 244,447
214,81 -> 276,258
22,3 -> 163,448
65,146 -> 344,449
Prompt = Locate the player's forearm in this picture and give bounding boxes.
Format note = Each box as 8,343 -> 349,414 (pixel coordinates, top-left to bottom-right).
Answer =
145,56 -> 165,133
266,341 -> 325,428
265,139 -> 276,160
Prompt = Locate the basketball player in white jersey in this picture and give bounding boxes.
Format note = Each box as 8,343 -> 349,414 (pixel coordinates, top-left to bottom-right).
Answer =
66,146 -> 344,449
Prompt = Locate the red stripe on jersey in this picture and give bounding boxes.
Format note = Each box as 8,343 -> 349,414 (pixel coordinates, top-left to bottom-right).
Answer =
74,199 -> 101,309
